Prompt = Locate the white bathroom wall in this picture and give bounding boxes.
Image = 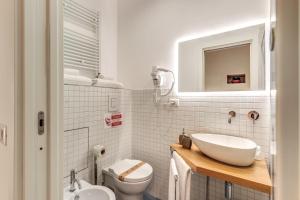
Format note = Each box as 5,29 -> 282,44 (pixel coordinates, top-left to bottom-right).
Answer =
0,1 -> 16,199
98,0 -> 118,80
117,0 -> 267,90
116,1 -> 272,200
73,0 -> 118,80
63,85 -> 132,186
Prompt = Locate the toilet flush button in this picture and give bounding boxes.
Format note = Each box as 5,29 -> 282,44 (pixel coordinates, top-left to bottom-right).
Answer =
108,96 -> 120,112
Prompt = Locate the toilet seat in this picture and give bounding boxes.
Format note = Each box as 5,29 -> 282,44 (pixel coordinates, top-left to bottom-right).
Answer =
108,159 -> 153,183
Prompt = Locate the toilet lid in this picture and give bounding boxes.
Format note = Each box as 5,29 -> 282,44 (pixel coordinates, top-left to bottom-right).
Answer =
108,159 -> 153,183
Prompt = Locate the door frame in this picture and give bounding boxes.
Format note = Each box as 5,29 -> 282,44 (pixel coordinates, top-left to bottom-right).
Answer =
48,0 -> 64,199
23,0 -> 48,199
23,0 -> 64,199
1,0 -> 23,199
14,0 -> 23,199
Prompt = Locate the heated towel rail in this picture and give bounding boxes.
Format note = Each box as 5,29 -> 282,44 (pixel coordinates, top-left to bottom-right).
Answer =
63,0 -> 100,75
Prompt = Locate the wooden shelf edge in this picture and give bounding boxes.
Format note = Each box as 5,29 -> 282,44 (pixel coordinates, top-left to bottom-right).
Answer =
195,167 -> 272,193
170,144 -> 272,194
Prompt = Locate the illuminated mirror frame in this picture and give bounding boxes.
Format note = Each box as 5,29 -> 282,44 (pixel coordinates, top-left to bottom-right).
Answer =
174,19 -> 271,97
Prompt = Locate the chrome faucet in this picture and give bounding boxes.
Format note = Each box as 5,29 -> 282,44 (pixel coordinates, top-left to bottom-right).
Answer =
69,169 -> 82,192
228,111 -> 236,124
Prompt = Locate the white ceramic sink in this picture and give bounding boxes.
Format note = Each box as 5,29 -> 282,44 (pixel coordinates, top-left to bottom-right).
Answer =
64,180 -> 115,200
191,133 -> 259,166
68,186 -> 115,200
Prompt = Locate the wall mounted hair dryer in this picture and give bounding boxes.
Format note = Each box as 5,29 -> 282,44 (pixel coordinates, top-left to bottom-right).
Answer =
151,66 -> 175,104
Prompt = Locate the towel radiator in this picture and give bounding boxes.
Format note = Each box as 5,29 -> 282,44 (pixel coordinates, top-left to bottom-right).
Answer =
63,0 -> 100,76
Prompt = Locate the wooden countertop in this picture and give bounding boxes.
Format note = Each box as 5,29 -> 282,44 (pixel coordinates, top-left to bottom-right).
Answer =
170,144 -> 272,194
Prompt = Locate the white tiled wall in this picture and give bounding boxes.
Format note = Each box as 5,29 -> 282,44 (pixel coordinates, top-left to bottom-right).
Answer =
64,128 -> 89,178
63,84 -> 132,186
131,90 -> 271,200
63,86 -> 271,200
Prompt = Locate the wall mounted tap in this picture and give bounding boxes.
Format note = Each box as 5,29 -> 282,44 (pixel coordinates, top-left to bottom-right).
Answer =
228,111 -> 236,124
248,111 -> 259,124
69,169 -> 82,192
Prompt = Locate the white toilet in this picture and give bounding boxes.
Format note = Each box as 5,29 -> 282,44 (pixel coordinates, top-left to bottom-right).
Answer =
103,159 -> 153,200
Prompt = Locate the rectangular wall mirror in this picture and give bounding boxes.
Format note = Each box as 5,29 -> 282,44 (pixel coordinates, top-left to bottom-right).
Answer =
178,24 -> 266,92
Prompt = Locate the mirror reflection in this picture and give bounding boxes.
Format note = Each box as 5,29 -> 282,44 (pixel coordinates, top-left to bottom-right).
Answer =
178,24 -> 265,92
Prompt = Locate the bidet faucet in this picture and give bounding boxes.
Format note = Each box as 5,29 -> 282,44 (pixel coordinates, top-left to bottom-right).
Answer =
74,193 -> 80,200
69,169 -> 82,192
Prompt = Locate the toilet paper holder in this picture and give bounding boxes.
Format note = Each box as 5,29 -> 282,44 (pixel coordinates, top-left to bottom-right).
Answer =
93,145 -> 106,185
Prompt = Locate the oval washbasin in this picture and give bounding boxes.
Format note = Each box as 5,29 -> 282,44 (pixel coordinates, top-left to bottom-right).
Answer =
68,186 -> 115,200
191,133 -> 258,166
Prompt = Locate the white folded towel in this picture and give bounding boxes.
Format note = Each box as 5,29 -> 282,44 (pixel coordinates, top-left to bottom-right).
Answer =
173,152 -> 191,200
64,74 -> 124,88
64,74 -> 92,85
95,78 -> 124,89
168,158 -> 179,200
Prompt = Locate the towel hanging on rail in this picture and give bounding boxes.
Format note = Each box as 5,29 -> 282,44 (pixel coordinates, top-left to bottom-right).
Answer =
168,158 -> 179,200
173,151 -> 191,200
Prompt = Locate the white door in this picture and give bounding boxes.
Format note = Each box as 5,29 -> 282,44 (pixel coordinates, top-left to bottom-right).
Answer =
0,1 -> 16,200
23,0 -> 48,200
